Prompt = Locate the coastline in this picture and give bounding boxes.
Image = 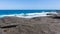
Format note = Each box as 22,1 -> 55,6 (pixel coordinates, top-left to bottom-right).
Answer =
0,11 -> 57,18
0,11 -> 60,34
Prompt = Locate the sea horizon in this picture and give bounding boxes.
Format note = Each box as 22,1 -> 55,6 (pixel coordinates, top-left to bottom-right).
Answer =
0,10 -> 58,18
0,10 -> 57,15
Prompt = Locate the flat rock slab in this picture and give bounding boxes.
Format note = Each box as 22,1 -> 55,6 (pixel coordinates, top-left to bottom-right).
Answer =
0,16 -> 60,34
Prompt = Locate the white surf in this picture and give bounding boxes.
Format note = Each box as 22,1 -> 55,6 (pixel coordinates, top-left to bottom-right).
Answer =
0,11 -> 58,18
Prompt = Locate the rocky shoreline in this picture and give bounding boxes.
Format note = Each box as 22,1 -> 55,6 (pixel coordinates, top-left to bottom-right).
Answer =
0,14 -> 60,34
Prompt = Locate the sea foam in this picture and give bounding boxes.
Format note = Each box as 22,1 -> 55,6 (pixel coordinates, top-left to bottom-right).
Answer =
0,11 -> 58,18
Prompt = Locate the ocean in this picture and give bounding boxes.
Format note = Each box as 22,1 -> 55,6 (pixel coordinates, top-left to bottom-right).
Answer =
0,10 -> 57,18
0,10 -> 56,15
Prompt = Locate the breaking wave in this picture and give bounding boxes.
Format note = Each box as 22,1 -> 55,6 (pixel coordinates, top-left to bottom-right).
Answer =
0,11 -> 58,18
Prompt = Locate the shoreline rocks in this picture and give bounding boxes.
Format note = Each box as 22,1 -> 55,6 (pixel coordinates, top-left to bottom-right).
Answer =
0,14 -> 60,34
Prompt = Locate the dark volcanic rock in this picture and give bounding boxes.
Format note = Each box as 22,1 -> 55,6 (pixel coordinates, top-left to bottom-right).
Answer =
0,15 -> 60,34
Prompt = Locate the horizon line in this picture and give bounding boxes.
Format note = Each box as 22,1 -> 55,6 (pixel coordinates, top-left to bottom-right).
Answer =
0,9 -> 60,10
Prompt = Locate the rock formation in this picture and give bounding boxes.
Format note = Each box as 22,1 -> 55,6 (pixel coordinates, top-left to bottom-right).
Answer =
0,14 -> 60,34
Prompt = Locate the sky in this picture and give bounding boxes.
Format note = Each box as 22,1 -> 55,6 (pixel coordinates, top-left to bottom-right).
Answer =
0,0 -> 60,10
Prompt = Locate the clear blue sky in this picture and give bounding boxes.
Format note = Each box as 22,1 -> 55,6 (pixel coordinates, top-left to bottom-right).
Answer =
0,0 -> 60,10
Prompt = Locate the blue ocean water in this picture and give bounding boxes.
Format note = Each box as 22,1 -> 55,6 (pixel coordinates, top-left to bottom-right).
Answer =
0,10 -> 56,15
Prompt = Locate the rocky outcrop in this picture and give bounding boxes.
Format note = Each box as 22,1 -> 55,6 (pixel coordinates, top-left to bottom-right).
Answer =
0,15 -> 60,34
